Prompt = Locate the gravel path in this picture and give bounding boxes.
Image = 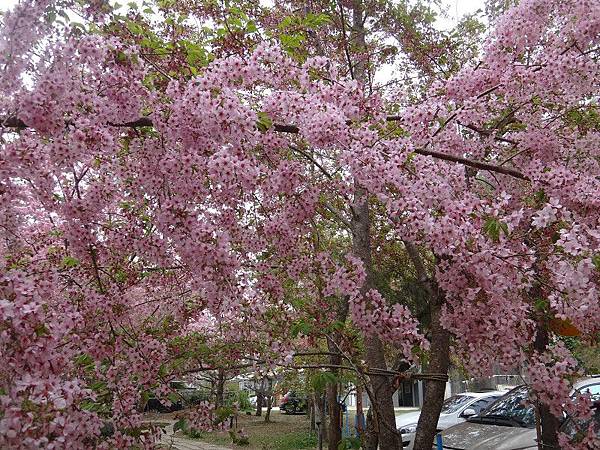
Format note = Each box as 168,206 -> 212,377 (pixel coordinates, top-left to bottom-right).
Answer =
151,420 -> 233,450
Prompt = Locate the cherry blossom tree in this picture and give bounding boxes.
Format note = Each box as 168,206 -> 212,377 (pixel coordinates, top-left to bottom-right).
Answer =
1,0 -> 599,449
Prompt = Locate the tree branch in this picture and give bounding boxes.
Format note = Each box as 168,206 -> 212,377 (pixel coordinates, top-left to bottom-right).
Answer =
2,115 -> 528,180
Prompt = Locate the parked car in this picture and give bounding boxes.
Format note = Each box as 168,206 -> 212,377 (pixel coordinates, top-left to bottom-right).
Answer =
248,394 -> 257,407
145,380 -> 206,412
395,390 -> 506,450
560,400 -> 600,445
280,391 -> 308,414
437,376 -> 600,450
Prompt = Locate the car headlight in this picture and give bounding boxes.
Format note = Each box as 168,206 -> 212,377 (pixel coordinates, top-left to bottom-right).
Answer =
399,423 -> 418,434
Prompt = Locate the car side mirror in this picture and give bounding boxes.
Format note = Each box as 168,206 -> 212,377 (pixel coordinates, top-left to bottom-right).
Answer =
461,408 -> 477,417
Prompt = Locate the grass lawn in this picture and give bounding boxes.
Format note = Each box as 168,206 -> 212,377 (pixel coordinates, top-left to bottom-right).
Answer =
184,410 -> 318,450
173,408 -> 418,449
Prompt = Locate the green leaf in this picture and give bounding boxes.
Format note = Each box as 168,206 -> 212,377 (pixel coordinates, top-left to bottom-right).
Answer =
279,33 -> 305,51
34,324 -> 50,337
482,218 -> 509,242
126,20 -> 143,35
81,399 -> 100,411
45,11 -> 57,24
338,437 -> 362,450
256,111 -> 273,132
533,189 -> 548,205
74,353 -> 94,367
158,364 -> 168,378
290,319 -> 312,338
215,406 -> 235,424
114,269 -> 128,283
49,229 -> 63,237
228,16 -> 243,28
90,380 -> 108,392
304,13 -> 331,29
278,16 -> 294,29
141,390 -> 150,405
120,201 -> 133,211
246,21 -> 257,33
186,44 -> 206,66
592,254 -> 600,271
331,320 -> 345,331
311,371 -> 337,392
173,418 -> 186,432
534,298 -> 549,312
61,256 -> 80,268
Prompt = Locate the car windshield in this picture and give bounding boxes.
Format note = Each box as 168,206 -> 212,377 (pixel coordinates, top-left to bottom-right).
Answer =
441,395 -> 475,414
561,405 -> 600,440
477,386 -> 536,428
170,381 -> 192,389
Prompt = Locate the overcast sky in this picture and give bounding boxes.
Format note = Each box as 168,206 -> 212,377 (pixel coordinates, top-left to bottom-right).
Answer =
0,0 -> 485,25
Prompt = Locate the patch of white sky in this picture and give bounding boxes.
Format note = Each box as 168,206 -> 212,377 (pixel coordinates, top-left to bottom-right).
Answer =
374,0 -> 486,84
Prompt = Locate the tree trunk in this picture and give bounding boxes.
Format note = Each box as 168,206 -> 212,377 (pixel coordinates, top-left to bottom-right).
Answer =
326,382 -> 341,450
404,242 -> 451,450
363,406 -> 378,449
365,335 -> 403,450
412,301 -> 450,450
326,325 -> 348,449
356,384 -> 365,436
215,368 -> 225,409
349,1 -> 401,448
264,395 -> 273,423
310,395 -> 316,432
351,192 -> 401,450
255,392 -> 264,416
533,323 -> 560,449
527,256 -> 560,450
316,392 -> 329,445
311,188 -> 348,450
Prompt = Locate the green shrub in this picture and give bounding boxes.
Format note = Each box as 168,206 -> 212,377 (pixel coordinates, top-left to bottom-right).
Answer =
237,390 -> 253,412
229,428 -> 250,445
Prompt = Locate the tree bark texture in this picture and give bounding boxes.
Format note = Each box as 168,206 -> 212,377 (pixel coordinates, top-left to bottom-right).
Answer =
349,1 -> 402,446
404,243 -> 451,450
533,322 -> 560,449
327,335 -> 343,450
264,395 -> 273,423
255,392 -> 263,416
411,300 -> 450,450
215,368 -> 225,409
352,188 -> 402,450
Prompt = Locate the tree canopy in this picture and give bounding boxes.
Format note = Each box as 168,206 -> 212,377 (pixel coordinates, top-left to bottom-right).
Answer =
1,0 -> 599,449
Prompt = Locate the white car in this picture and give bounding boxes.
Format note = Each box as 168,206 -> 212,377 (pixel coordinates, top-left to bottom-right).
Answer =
395,391 -> 506,450
438,376 -> 600,450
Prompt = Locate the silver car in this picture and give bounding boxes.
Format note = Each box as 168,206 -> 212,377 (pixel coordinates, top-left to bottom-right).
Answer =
395,391 -> 506,450
437,376 -> 600,450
